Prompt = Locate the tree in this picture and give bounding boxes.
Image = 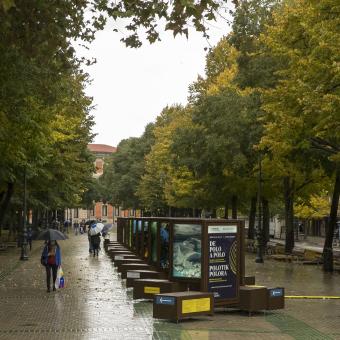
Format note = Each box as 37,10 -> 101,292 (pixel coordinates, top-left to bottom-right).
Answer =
185,35 -> 269,221
260,0 -> 340,270
2,0 -> 230,48
136,106 -> 190,213
101,123 -> 155,210
228,0 -> 281,238
0,1 -> 96,232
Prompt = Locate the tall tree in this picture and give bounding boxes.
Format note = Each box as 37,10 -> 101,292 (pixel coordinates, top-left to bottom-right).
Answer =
101,124 -> 155,210
260,0 -> 340,270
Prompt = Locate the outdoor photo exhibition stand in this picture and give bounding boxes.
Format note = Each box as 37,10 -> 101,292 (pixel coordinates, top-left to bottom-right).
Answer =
168,219 -> 242,307
112,217 -> 284,321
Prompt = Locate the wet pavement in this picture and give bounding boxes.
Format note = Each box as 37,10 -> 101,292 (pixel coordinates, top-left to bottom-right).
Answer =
0,234 -> 339,339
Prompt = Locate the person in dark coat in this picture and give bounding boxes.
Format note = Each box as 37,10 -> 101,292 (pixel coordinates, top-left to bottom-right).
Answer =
91,233 -> 101,257
41,240 -> 61,292
27,227 -> 33,250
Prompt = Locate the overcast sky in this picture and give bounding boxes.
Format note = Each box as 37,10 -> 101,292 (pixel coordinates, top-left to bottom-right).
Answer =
77,16 -> 231,147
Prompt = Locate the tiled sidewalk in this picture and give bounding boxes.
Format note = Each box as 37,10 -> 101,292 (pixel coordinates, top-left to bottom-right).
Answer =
0,235 -> 339,339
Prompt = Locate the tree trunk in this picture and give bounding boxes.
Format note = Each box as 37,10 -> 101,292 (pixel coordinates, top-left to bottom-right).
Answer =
224,203 -> 229,219
323,168 -> 340,272
262,198 -> 270,244
231,195 -> 237,219
212,208 -> 217,218
0,182 -> 15,235
8,212 -> 14,240
248,196 -> 256,240
284,177 -> 294,254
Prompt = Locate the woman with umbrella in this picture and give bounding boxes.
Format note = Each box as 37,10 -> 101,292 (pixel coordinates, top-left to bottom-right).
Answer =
89,222 -> 104,257
38,229 -> 67,292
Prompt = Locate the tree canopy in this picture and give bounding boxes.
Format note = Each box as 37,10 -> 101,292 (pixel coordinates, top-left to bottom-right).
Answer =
101,0 -> 340,272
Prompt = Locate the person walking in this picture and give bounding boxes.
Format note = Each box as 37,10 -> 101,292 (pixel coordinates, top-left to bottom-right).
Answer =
79,220 -> 85,234
74,221 -> 79,235
27,227 -> 33,250
41,240 -> 61,292
91,233 -> 101,257
87,226 -> 93,253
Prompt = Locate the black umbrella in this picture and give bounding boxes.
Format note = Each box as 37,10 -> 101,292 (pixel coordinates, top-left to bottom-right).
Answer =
36,229 -> 68,241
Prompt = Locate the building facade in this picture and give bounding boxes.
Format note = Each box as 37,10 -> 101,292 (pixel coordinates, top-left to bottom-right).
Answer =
66,144 -> 117,225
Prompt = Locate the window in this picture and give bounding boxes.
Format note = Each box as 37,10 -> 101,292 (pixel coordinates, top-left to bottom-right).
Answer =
102,205 -> 108,217
95,159 -> 104,174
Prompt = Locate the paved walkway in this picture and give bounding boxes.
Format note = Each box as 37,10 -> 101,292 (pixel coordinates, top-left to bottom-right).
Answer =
269,238 -> 340,256
0,234 -> 340,339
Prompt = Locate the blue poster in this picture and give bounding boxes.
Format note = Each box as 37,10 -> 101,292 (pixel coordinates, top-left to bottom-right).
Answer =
208,225 -> 238,300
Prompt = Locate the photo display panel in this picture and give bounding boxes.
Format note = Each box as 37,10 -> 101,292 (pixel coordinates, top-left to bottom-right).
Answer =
129,220 -> 133,247
137,220 -> 142,249
151,222 -> 158,263
160,222 -> 170,269
208,225 -> 238,299
132,220 -> 137,248
173,224 -> 202,278
143,221 -> 149,258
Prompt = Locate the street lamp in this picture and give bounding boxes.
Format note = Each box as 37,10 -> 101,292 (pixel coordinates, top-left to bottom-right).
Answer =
255,154 -> 264,263
20,168 -> 28,261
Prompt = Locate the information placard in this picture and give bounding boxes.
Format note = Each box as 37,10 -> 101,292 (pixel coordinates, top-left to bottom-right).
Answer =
144,286 -> 160,294
208,225 -> 238,300
155,296 -> 175,305
127,271 -> 140,279
182,298 -> 211,314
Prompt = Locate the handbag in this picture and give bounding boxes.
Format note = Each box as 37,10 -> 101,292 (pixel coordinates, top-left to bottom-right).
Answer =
55,266 -> 65,289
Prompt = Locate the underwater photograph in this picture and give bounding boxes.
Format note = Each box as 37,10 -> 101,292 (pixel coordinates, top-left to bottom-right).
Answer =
173,224 -> 202,278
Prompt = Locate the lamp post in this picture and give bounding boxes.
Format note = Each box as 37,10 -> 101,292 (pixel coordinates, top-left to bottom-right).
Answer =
255,154 -> 264,263
20,168 -> 28,261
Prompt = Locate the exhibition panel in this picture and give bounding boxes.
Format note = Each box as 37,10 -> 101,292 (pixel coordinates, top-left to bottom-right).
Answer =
110,216 -> 284,321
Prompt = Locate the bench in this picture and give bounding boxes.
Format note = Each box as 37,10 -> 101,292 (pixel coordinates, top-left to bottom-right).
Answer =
302,249 -> 323,264
107,250 -> 134,259
114,258 -> 144,268
6,242 -> 17,248
119,263 -> 152,279
269,254 -> 299,262
0,242 -> 17,251
133,279 -> 186,300
126,270 -> 166,287
0,243 -> 8,251
239,285 -> 284,315
153,291 -> 214,321
110,254 -> 139,262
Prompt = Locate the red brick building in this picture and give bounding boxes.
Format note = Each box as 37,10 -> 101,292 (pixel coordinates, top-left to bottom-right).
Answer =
65,143 -> 117,224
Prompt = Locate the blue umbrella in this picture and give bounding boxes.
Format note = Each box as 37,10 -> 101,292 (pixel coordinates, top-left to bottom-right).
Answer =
101,223 -> 113,236
89,222 -> 104,236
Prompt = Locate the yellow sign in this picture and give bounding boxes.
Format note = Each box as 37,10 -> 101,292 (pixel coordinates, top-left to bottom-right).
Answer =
144,286 -> 160,294
182,298 -> 211,314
